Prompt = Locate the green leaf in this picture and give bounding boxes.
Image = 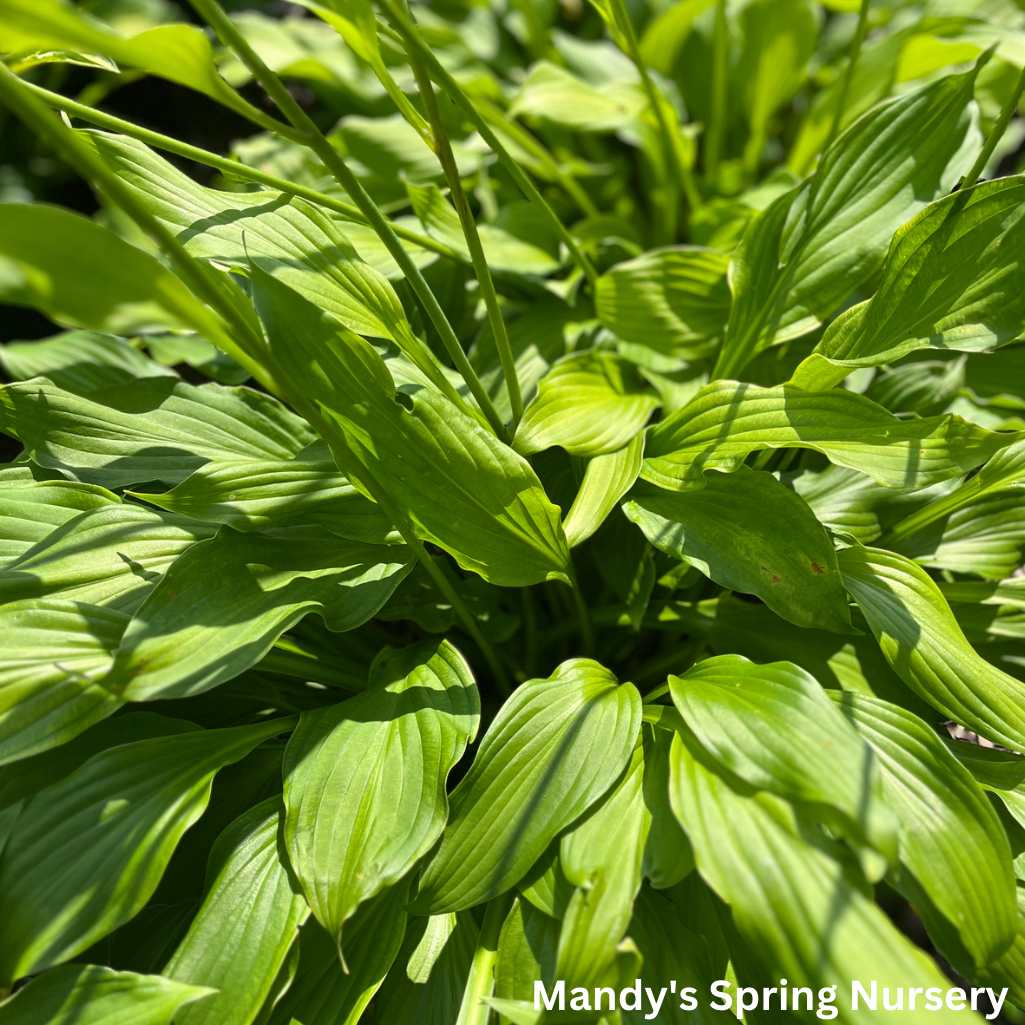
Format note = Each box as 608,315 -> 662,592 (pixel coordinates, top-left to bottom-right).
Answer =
130,460 -> 399,544
0,377 -> 315,489
892,488 -> 1025,581
883,436 -> 1025,547
0,0 -> 265,119
949,738 -> 1025,829
514,352 -> 659,458
411,660 -> 641,914
0,600 -> 127,767
0,964 -> 212,1025
625,466 -> 852,632
0,503 -> 214,613
406,182 -> 560,277
0,711 -> 201,811
670,655 -> 896,861
563,433 -> 645,548
495,898 -> 560,1004
164,798 -> 309,1025
640,725 -> 694,889
253,265 -> 573,587
510,61 -> 646,132
0,204 -> 235,341
0,480 -> 120,567
86,132 -> 426,354
0,330 -> 175,394
715,67 -> 980,377
0,717 -> 290,984
561,738 -> 646,895
283,639 -> 478,947
374,912 -> 479,1025
811,177 -> 1025,382
667,728 -> 978,1023
265,882 -> 409,1025
838,544 -> 1025,751
594,246 -> 731,357
835,693 -> 1016,968
736,0 -> 819,173
109,526 -> 412,701
642,380 -> 1012,492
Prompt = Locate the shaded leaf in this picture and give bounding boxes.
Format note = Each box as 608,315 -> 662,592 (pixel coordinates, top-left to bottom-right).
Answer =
625,466 -> 852,631
0,717 -> 291,984
110,526 -> 412,701
0,964 -> 211,1025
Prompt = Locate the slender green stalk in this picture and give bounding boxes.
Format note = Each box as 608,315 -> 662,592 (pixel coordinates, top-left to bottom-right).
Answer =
23,81 -> 464,263
706,0 -> 729,184
610,0 -> 700,232
823,0 -> 871,152
377,0 -> 600,293
410,60 -> 524,426
571,579 -> 596,656
188,0 -> 509,438
961,60 -> 1025,192
0,64 -> 274,390
455,892 -> 514,1025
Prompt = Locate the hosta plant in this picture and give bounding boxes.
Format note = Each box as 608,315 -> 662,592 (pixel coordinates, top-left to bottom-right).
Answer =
3,0 -> 1025,1021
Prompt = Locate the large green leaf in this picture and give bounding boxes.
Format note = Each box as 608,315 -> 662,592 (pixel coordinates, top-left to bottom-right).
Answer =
0,504 -> 214,613
809,177 -> 1025,384
642,380 -> 1011,491
624,466 -> 852,632
265,883 -> 409,1025
594,246 -> 731,357
670,655 -> 896,860
838,545 -> 1025,751
0,600 -> 127,767
164,799 -> 309,1025
411,660 -> 641,913
85,132 -> 435,365
283,640 -> 478,948
0,377 -> 315,488
667,727 -> 980,1024
0,204 -> 235,341
0,711 -> 200,812
109,526 -> 412,700
835,693 -> 1016,968
0,964 -> 211,1025
0,480 -> 119,566
130,460 -> 398,544
0,330 -> 175,394
0,0 -> 263,118
252,265 -> 573,587
715,67 -> 979,377
0,717 -> 290,984
514,352 -> 659,458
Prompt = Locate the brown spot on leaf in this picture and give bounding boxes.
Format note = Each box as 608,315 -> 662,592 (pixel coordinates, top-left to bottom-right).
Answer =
810,561 -> 826,575
772,575 -> 781,584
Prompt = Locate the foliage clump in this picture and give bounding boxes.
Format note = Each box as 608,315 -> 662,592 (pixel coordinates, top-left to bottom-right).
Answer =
2,0 -> 1025,1021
